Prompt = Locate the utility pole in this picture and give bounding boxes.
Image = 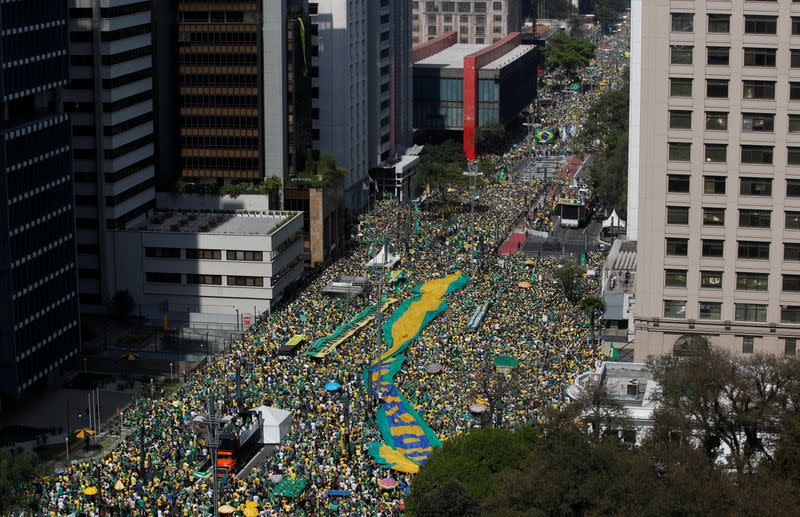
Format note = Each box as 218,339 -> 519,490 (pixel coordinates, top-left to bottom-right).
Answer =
463,163 -> 484,274
193,395 -> 232,515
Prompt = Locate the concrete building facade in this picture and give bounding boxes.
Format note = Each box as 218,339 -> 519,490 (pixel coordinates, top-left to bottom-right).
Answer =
631,0 -> 800,360
65,0 -> 157,308
412,0 -> 523,45
0,0 -> 81,400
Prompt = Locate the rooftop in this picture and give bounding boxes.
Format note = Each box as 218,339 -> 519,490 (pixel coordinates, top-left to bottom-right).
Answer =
127,209 -> 300,236
604,239 -> 636,294
568,362 -> 657,421
483,44 -> 536,70
414,44 -> 485,69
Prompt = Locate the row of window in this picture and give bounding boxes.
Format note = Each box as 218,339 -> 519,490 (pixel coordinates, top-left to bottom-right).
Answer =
665,269 -> 800,292
666,175 -> 799,196
664,300 -> 800,325
665,206 -> 800,229
670,78 -> 800,100
667,143 -> 800,165
665,238 -> 800,260
671,13 -> 800,35
669,110 -> 800,132
145,247 -> 265,261
145,272 -> 264,287
671,45 -> 800,68
416,1 -> 506,13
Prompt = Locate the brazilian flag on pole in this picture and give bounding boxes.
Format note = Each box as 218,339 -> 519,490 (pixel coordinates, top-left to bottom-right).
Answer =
534,128 -> 555,144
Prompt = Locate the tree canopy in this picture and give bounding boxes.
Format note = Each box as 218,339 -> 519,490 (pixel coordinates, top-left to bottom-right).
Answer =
413,140 -> 469,196
409,348 -> 800,516
542,33 -> 595,79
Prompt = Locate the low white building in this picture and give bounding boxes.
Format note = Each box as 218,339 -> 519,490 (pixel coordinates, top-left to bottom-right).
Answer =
109,209 -> 304,327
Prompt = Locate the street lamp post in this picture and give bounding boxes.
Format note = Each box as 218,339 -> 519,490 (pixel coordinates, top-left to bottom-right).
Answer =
65,436 -> 70,463
463,163 -> 484,274
170,362 -> 174,381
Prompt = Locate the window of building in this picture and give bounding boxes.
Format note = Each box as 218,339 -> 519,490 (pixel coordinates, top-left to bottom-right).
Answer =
671,45 -> 693,65
704,176 -> 726,194
786,242 -> 800,261
145,247 -> 181,259
493,1 -> 502,9
785,338 -> 798,355
667,206 -> 690,224
741,145 -> 773,165
664,300 -> 687,318
742,80 -> 776,100
703,207 -> 725,226
742,113 -> 774,132
226,250 -> 263,261
669,110 -> 692,129
742,336 -> 755,354
790,115 -> 800,132
789,148 -> 800,166
145,272 -> 182,284
668,174 -> 691,193
227,276 -> 264,287
707,13 -> 730,33
670,78 -> 693,97
783,275 -> 800,292
672,13 -> 694,32
701,271 -> 723,289
665,269 -> 688,288
707,47 -> 729,66
792,83 -> 800,101
786,211 -> 800,230
788,179 -> 800,197
735,304 -> 768,323
185,249 -> 221,260
704,144 -> 727,162
739,209 -> 771,228
744,15 -> 777,34
703,239 -> 725,257
793,17 -> 800,35
744,47 -> 777,67
740,177 -> 772,196
738,241 -> 770,260
667,238 -> 689,256
705,112 -> 728,130
736,272 -> 769,291
699,301 -> 722,320
669,142 -> 691,161
706,79 -> 729,98
186,274 -> 222,285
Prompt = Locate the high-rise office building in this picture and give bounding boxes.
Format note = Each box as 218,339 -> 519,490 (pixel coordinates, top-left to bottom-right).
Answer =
411,0 -> 523,45
312,0 -> 413,209
0,0 -> 81,400
630,0 -> 800,359
65,0 -> 156,308
172,0 -> 308,185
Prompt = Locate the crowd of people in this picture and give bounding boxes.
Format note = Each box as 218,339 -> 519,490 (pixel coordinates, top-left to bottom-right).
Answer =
34,22 -> 629,517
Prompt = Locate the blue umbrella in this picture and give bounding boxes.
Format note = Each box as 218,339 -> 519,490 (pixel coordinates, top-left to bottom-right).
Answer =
324,381 -> 341,392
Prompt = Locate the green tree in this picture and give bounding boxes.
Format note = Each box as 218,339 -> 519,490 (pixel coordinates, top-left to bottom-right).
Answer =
0,450 -> 38,515
475,121 -> 507,156
551,261 -> 583,303
579,86 -> 629,153
407,480 -> 480,517
110,290 -> 135,321
595,4 -> 619,29
588,130 -> 628,212
542,32 -> 595,79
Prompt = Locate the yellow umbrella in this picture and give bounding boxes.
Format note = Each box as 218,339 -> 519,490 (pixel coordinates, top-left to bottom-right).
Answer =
243,507 -> 258,517
218,505 -> 236,515
83,486 -> 98,496
114,480 -> 125,491
74,428 -> 96,439
245,501 -> 259,508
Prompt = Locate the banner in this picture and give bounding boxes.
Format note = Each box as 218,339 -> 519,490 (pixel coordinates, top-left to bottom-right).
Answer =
305,299 -> 397,358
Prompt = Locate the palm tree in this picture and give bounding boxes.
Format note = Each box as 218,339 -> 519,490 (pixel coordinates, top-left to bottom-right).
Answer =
578,294 -> 605,347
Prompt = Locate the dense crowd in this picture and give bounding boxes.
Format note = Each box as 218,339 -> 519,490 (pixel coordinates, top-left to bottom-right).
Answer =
35,23 -> 628,517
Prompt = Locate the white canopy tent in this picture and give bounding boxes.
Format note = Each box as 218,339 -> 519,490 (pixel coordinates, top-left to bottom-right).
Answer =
367,244 -> 400,269
253,406 -> 292,444
602,210 -> 626,229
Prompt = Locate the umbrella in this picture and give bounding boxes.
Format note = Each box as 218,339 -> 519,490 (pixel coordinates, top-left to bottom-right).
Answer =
469,403 -> 489,414
379,478 -> 399,489
517,281 -> 532,288
269,474 -> 283,483
243,508 -> 258,517
114,480 -> 125,491
245,501 -> 259,509
218,504 -> 236,515
425,363 -> 442,374
324,380 -> 341,392
121,353 -> 139,361
83,486 -> 98,496
74,428 -> 96,439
